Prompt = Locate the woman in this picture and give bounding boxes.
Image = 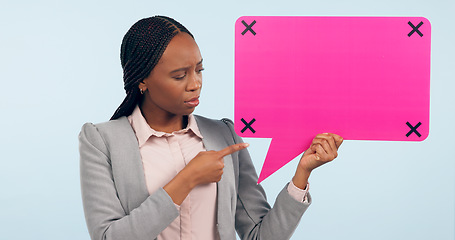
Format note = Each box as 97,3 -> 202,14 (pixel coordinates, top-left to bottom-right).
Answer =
79,16 -> 343,240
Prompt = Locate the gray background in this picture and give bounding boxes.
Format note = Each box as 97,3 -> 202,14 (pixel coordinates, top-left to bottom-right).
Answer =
1,0 -> 454,239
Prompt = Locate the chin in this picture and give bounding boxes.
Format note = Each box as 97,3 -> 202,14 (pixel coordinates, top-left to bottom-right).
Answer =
184,108 -> 196,115
175,107 -> 196,116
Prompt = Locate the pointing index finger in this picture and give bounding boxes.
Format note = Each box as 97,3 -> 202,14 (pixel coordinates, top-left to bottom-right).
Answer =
218,143 -> 249,157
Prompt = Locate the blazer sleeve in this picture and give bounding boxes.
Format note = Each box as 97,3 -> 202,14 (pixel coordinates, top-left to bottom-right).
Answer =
222,119 -> 311,240
79,123 -> 179,240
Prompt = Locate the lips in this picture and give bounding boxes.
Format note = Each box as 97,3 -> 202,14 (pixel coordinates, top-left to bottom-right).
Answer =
184,96 -> 200,107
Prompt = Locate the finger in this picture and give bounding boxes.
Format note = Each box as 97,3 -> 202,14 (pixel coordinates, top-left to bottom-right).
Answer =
310,152 -> 321,161
303,143 -> 316,156
301,151 -> 322,163
303,144 -> 317,157
218,143 -> 249,157
309,144 -> 317,154
330,134 -> 343,148
312,139 -> 331,155
314,144 -> 326,155
319,133 -> 343,148
321,133 -> 338,153
315,134 -> 337,153
314,144 -> 329,160
307,152 -> 328,169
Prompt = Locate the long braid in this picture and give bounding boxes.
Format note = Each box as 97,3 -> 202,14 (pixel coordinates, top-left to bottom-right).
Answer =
110,16 -> 194,120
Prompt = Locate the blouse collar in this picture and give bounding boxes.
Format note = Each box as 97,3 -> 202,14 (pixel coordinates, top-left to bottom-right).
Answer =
127,105 -> 203,147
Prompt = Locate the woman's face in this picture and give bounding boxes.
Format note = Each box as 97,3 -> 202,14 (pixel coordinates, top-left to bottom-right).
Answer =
139,32 -> 203,117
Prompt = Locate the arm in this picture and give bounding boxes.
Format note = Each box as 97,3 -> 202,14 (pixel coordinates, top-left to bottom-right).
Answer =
80,122 -> 248,239
163,142 -> 248,205
226,122 -> 343,239
79,123 -> 179,240
235,145 -> 311,240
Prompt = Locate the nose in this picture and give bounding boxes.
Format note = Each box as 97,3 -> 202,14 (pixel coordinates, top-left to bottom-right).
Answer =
186,72 -> 202,92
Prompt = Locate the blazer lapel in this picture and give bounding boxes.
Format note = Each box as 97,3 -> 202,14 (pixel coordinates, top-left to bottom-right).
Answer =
194,115 -> 237,240
110,117 -> 150,213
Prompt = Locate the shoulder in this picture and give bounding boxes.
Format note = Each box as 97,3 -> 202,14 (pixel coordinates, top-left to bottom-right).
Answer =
193,115 -> 234,130
193,115 -> 240,146
193,115 -> 237,137
81,117 -> 132,138
79,117 -> 136,153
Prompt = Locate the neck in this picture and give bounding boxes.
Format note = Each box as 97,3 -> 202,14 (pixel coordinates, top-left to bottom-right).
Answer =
139,102 -> 186,133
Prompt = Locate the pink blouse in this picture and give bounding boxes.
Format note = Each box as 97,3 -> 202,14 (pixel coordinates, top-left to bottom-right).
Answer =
128,105 -> 308,240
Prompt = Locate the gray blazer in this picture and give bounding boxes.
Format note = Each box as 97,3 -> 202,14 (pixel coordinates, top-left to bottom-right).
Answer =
79,115 -> 311,240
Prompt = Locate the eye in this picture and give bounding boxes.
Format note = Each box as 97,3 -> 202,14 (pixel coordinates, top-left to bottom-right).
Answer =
197,68 -> 205,73
174,74 -> 186,80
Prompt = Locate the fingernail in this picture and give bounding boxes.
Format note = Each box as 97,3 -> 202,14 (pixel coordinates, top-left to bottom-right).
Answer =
315,155 -> 320,160
243,143 -> 250,147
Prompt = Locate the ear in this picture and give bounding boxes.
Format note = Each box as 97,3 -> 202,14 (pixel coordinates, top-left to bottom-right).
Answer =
138,81 -> 147,91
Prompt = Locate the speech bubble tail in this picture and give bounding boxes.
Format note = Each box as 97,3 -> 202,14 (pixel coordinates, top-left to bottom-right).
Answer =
257,162 -> 275,184
257,137 -> 307,184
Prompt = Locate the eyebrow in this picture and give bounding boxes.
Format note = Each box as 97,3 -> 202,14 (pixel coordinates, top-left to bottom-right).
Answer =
170,59 -> 203,74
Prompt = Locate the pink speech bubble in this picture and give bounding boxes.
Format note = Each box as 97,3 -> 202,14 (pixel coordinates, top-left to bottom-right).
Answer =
234,17 -> 431,183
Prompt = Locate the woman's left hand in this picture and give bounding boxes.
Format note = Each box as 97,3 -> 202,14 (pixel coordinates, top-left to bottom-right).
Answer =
292,133 -> 343,189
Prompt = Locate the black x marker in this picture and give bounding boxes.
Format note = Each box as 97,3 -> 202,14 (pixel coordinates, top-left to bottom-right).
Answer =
241,118 -> 256,133
408,21 -> 424,37
241,20 -> 257,36
406,121 -> 422,137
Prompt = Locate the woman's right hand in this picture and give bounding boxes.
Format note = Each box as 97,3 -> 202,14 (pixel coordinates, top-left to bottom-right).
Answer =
185,143 -> 250,186
164,143 -> 249,205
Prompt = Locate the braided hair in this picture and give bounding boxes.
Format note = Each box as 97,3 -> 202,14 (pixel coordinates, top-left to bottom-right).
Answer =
110,16 -> 194,120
